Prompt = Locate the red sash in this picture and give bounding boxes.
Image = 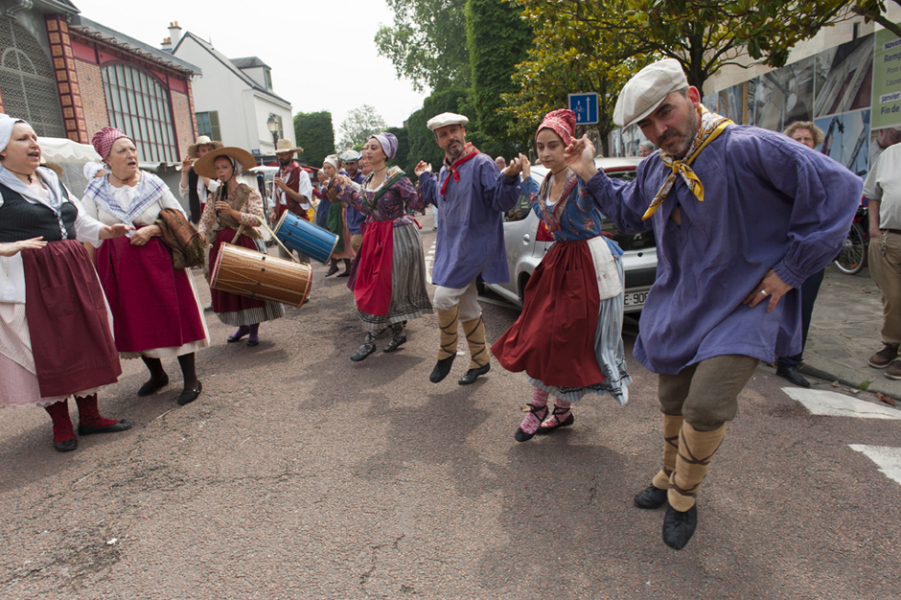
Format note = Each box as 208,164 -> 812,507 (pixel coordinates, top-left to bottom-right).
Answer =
440,143 -> 480,196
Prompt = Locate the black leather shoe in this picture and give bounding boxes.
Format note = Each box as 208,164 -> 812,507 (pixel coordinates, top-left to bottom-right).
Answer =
429,355 -> 456,383
178,381 -> 202,406
459,363 -> 490,385
204,303 -> 213,312
246,339 -> 260,347
383,335 -> 406,352
78,420 -> 133,436
351,342 -> 376,362
137,374 -> 169,397
54,437 -> 77,452
227,332 -> 247,343
663,503 -> 698,550
634,485 -> 668,509
776,366 -> 810,388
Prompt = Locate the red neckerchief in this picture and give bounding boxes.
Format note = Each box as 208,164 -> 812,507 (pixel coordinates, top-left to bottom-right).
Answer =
440,143 -> 480,196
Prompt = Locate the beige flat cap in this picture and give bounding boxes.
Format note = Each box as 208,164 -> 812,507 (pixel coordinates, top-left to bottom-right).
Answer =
613,58 -> 689,128
427,112 -> 469,131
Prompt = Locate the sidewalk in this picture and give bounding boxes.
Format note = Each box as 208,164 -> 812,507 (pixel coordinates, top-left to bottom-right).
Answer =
800,264 -> 901,398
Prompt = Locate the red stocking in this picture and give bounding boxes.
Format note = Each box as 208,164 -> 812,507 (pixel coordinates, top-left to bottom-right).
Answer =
44,399 -> 75,444
75,394 -> 118,428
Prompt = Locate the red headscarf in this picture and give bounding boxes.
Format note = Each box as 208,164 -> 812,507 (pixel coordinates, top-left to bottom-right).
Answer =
536,109 -> 576,145
92,127 -> 128,160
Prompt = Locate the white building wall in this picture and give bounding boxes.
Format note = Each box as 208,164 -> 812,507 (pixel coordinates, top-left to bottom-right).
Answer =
173,37 -> 294,154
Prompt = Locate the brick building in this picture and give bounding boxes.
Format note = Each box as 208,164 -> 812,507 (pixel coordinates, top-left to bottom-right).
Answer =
0,1 -> 201,163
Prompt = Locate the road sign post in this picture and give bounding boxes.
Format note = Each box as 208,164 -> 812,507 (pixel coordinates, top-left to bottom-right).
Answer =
568,92 -> 599,125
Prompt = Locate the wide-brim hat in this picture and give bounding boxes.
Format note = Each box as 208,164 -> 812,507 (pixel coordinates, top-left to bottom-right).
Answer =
193,146 -> 257,178
187,135 -> 224,158
273,138 -> 303,154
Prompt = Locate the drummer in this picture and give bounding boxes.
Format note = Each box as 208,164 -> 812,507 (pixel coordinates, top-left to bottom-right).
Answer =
195,147 -> 286,347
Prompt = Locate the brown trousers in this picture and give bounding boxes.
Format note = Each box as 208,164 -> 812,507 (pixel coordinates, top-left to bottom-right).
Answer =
658,354 -> 759,431
869,232 -> 901,346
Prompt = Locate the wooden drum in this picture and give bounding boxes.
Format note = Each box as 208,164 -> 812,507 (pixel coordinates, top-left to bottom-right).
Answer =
210,243 -> 312,308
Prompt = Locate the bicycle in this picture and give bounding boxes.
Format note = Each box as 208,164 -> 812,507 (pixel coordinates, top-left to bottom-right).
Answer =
834,201 -> 869,275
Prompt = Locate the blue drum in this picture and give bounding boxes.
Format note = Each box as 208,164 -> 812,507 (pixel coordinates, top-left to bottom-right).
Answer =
274,211 -> 338,265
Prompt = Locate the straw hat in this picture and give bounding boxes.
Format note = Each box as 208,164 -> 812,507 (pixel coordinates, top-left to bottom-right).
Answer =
273,138 -> 303,154
193,146 -> 257,178
187,135 -> 224,158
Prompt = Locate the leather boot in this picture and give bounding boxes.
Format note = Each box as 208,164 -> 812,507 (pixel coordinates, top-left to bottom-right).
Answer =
384,322 -> 406,352
458,316 -> 490,385
664,422 -> 725,550
430,307 -> 459,383
635,413 -> 683,509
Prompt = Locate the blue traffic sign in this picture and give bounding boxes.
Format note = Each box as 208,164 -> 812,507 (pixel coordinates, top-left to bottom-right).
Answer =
568,92 -> 599,125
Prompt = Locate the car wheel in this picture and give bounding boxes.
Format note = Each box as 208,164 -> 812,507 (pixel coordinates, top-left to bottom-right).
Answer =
519,274 -> 531,303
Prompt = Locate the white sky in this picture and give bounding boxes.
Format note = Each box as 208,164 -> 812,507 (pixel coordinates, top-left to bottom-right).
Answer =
73,0 -> 428,137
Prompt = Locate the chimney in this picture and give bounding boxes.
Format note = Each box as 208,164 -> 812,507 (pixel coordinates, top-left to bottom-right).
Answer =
161,37 -> 172,52
168,21 -> 183,47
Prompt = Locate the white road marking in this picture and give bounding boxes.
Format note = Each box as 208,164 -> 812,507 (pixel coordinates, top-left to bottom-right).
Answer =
782,388 -> 901,420
849,445 -> 901,486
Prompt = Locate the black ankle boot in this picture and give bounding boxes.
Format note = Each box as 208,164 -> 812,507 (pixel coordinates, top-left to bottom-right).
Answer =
662,504 -> 698,550
351,332 -> 377,362
384,323 -> 406,352
430,355 -> 456,383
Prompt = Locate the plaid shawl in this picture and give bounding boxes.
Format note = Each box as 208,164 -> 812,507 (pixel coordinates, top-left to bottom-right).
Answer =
84,172 -> 168,228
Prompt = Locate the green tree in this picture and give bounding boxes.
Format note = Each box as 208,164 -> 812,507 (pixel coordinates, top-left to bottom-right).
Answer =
338,105 -> 388,149
849,0 -> 901,38
385,126 -> 410,170
375,0 -> 471,92
294,111 -> 335,166
465,0 -> 532,141
502,2 -> 652,154
404,88 -> 470,176
513,0 -> 849,92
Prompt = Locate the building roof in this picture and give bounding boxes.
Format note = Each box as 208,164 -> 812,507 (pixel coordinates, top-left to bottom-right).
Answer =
230,56 -> 269,70
69,15 -> 201,75
34,0 -> 80,15
173,32 -> 289,105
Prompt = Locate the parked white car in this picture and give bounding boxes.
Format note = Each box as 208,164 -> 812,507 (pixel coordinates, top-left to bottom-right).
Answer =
484,157 -> 656,314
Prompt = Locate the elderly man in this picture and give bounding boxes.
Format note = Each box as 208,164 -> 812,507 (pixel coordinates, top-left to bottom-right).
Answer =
415,113 -> 523,385
269,139 -> 313,263
340,150 -> 366,253
495,155 -> 506,170
865,142 -> 901,378
179,135 -> 222,224
565,59 -> 860,550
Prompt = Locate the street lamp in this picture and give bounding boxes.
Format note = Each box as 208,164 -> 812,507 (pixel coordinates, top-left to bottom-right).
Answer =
266,114 -> 279,152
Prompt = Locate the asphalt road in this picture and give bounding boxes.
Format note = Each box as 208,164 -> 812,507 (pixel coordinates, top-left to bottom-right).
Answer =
2,223 -> 900,600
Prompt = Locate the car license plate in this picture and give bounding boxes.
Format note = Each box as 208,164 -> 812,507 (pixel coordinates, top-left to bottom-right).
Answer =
624,291 -> 648,307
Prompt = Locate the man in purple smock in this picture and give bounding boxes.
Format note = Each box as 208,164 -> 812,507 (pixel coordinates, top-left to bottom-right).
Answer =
414,112 -> 523,385
565,59 -> 861,550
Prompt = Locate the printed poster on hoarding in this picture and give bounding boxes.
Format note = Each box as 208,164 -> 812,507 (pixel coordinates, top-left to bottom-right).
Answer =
872,28 -> 901,130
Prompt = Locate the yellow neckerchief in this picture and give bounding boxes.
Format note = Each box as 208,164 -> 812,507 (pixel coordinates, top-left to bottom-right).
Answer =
642,105 -> 733,220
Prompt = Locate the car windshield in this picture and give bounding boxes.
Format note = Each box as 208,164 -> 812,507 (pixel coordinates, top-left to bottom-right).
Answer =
510,163 -> 656,251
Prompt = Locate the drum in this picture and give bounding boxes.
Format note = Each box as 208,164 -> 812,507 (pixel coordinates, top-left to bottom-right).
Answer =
274,211 -> 339,264
210,244 -> 312,308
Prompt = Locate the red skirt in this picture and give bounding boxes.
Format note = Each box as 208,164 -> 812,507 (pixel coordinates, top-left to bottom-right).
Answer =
351,220 -> 394,316
491,240 -> 605,388
22,240 -> 121,397
209,228 -> 268,314
94,236 -> 207,354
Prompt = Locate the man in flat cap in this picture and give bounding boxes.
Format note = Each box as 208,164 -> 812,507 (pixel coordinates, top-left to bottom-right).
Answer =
564,58 -> 860,550
414,112 -> 524,385
340,150 -> 366,253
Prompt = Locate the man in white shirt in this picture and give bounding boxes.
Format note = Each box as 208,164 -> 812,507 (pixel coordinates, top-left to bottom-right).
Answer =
864,143 -> 901,378
268,139 -> 313,264
178,136 -> 222,224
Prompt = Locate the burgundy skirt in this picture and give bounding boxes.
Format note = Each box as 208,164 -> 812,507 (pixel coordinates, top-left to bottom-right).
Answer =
491,240 -> 605,388
209,228 -> 268,314
94,236 -> 207,354
21,240 -> 121,397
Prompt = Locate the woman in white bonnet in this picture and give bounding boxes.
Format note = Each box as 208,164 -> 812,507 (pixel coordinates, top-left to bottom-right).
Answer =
0,114 -> 133,452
